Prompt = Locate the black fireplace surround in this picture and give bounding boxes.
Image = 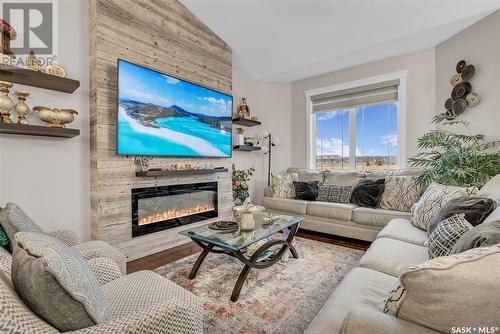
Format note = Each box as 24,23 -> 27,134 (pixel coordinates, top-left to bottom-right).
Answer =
132,182 -> 218,237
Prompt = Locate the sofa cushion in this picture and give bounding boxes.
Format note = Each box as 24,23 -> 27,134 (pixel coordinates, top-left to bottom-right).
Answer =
350,178 -> 385,208
352,207 -> 411,227
428,214 -> 473,259
377,219 -> 428,246
11,232 -> 111,331
287,167 -> 325,182
427,196 -> 497,236
262,197 -> 308,215
323,170 -> 366,186
0,226 -> 8,247
379,175 -> 423,212
410,182 -> 478,231
306,202 -> 357,221
272,173 -> 299,198
305,267 -> 397,334
317,184 -> 353,203
0,203 -> 44,251
383,245 -> 500,333
359,237 -> 428,277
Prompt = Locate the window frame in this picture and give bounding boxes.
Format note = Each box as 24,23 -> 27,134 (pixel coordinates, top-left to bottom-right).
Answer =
305,71 -> 407,170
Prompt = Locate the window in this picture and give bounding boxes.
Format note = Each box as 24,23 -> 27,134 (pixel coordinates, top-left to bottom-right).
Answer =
309,76 -> 403,171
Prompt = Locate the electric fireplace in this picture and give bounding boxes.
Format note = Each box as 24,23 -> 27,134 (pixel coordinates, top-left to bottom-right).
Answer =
131,182 -> 218,237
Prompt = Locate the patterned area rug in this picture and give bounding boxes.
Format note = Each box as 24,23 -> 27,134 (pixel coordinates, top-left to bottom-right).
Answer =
155,237 -> 364,334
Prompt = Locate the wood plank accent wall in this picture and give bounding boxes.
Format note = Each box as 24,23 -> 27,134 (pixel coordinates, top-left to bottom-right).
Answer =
89,0 -> 232,261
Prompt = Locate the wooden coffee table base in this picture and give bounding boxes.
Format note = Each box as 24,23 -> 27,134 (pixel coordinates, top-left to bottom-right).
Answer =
187,222 -> 299,302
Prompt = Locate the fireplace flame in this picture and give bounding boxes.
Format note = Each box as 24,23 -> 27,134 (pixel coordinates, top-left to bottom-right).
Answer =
138,204 -> 215,226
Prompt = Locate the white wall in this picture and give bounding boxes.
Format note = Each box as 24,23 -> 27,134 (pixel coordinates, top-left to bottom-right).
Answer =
0,0 -> 90,241
290,48 -> 436,168
435,10 -> 500,143
232,63 -> 292,204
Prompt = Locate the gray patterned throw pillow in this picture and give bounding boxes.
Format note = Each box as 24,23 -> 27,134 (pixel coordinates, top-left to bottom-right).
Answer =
0,203 -> 44,251
272,173 -> 299,198
428,214 -> 473,259
11,232 -> 111,331
410,183 -> 478,230
317,184 -> 353,203
379,175 -> 424,212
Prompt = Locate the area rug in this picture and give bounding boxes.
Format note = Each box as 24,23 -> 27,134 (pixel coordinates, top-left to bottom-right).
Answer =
155,237 -> 364,334
156,238 -> 364,334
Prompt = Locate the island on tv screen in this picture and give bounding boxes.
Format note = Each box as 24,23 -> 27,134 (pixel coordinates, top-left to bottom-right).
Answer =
117,59 -> 233,158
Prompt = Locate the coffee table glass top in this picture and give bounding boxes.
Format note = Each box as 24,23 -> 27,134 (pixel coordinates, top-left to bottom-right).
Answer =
179,213 -> 303,251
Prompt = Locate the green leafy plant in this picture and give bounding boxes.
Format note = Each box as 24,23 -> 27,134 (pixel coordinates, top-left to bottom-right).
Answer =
232,164 -> 255,203
409,114 -> 500,188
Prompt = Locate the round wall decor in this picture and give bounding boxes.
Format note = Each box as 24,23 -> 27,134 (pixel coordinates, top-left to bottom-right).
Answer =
444,60 -> 480,119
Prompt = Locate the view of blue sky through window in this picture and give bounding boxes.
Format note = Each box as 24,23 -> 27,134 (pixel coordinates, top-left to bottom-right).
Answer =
316,102 -> 397,170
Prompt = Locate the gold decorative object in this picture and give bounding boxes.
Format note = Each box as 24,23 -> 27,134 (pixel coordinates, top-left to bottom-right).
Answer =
0,20 -> 16,58
0,81 -> 14,123
27,51 -> 39,71
33,106 -> 78,128
43,64 -> 68,78
238,97 -> 250,119
14,91 -> 30,124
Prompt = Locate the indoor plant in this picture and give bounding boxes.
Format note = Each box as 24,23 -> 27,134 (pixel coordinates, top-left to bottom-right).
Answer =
232,164 -> 255,203
409,114 -> 500,188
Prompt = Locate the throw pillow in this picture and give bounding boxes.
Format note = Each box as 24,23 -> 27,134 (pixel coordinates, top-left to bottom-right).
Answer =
293,181 -> 319,201
317,184 -> 353,203
0,203 -> 44,251
272,173 -> 298,198
0,226 -> 8,248
350,178 -> 385,208
427,197 -> 497,236
11,232 -> 111,332
410,183 -> 478,230
383,244 -> 500,333
450,220 -> 500,254
427,214 -> 473,259
379,175 -> 424,212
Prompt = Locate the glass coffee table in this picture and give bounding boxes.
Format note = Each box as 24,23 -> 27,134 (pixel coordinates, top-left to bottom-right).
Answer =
180,213 -> 303,302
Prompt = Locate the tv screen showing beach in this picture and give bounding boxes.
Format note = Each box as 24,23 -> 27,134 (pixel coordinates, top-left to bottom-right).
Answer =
117,59 -> 233,157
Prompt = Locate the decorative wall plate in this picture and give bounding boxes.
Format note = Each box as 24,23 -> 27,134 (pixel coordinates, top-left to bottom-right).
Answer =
452,99 -> 467,116
456,60 -> 466,73
450,73 -> 462,86
451,82 -> 471,100
461,64 -> 475,81
444,98 -> 454,111
466,93 -> 480,107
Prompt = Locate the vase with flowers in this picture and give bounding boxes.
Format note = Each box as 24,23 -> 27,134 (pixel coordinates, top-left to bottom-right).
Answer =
232,164 -> 255,204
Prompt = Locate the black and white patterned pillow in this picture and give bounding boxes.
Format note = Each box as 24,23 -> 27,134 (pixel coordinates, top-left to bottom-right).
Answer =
317,184 -> 353,203
428,214 -> 473,259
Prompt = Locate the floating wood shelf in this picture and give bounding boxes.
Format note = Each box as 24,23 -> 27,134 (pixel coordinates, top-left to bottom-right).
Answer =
0,123 -> 80,138
232,117 -> 261,127
0,64 -> 80,93
233,145 -> 261,151
136,168 -> 229,178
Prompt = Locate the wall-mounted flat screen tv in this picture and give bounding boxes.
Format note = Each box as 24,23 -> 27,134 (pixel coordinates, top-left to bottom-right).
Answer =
117,59 -> 233,157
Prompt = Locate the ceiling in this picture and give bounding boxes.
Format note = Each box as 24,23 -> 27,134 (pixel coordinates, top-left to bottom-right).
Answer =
181,0 -> 500,82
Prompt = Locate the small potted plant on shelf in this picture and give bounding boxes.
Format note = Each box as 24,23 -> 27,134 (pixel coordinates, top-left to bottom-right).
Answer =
232,164 -> 255,204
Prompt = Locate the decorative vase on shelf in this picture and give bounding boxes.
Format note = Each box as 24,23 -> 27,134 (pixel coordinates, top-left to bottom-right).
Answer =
14,91 -> 30,124
0,81 -> 14,123
33,106 -> 78,128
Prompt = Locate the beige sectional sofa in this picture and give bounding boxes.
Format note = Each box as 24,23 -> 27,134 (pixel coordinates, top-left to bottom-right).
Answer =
263,167 -> 419,241
303,175 -> 500,333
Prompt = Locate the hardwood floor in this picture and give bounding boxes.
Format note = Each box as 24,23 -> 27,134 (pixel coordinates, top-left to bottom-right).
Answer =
127,228 -> 371,273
